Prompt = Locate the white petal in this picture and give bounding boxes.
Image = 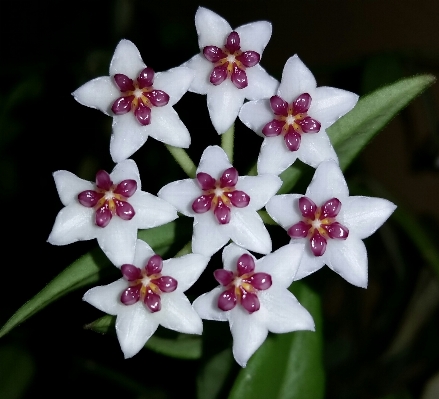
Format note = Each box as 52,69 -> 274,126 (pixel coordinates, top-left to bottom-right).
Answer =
257,136 -> 298,176
110,159 -> 141,188
236,174 -> 281,211
278,55 -> 317,103
53,170 -> 93,206
229,306 -> 268,367
195,7 -> 231,48
257,243 -> 305,287
342,196 -> 396,239
235,21 -> 272,55
310,87 -> 359,128
325,237 -> 368,288
83,279 -> 126,315
72,77 -> 118,115
183,54 -> 211,95
295,248 -> 326,280
155,292 -> 202,335
109,39 -> 146,78
222,243 -> 249,272
110,114 -> 149,163
229,208 -> 272,255
132,239 -> 155,267
154,67 -> 195,107
238,99 -> 273,137
116,303 -> 158,358
207,82 -> 245,134
244,65 -> 278,100
265,194 -> 302,229
96,218 -> 137,266
157,179 -> 199,217
259,288 -> 314,333
192,214 -> 230,256
130,191 -> 178,229
197,146 -> 232,178
48,203 -> 96,245
296,130 -> 339,168
148,106 -> 191,148
193,287 -> 228,322
163,253 -> 210,291
306,160 -> 349,205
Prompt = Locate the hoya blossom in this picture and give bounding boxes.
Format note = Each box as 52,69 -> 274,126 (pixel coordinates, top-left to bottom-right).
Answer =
239,55 -> 359,175
73,39 -> 194,162
83,240 -> 209,358
183,7 -> 278,134
158,146 -> 281,257
193,243 -> 314,367
48,159 -> 178,266
266,160 -> 397,288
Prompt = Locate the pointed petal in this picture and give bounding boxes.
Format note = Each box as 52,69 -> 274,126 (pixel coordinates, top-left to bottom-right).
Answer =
236,174 -> 281,210
238,99 -> 273,137
197,146 -> 232,178
229,306 -> 268,367
155,292 -> 202,334
157,179 -> 199,217
306,160 -> 349,205
243,65 -> 278,100
110,114 -> 149,163
48,203 -> 96,245
83,279 -> 126,315
148,106 -> 191,148
163,254 -> 210,291
342,196 -> 396,239
110,159 -> 141,188
326,237 -> 368,288
296,130 -> 339,168
53,170 -> 94,206
192,213 -> 230,256
222,243 -> 249,272
265,194 -> 302,229
132,239 -> 155,267
115,303 -> 158,358
229,208 -> 272,255
235,21 -> 272,55
182,54 -> 211,94
72,77 -> 118,115
154,67 -> 195,106
257,137 -> 298,175
278,55 -> 317,103
195,7 -> 232,48
110,39 -> 146,78
294,248 -> 326,280
193,287 -> 228,321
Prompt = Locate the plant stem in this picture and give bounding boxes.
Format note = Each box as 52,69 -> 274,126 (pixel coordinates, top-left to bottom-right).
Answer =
166,145 -> 197,178
221,124 -> 234,163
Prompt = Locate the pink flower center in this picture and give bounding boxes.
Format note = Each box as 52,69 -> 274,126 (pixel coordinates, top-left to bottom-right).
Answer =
191,167 -> 250,224
111,67 -> 170,126
120,254 -> 178,313
287,196 -> 349,256
203,31 -> 260,89
215,253 -> 272,314
262,93 -> 321,151
77,170 -> 137,228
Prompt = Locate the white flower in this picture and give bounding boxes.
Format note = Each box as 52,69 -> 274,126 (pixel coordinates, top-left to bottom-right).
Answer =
266,160 -> 397,287
73,39 -> 195,163
48,159 -> 178,266
193,243 -> 314,367
83,239 -> 209,358
239,55 -> 359,175
183,7 -> 278,134
158,146 -> 281,257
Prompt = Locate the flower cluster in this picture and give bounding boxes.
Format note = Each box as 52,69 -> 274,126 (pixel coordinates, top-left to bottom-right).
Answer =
48,7 -> 396,366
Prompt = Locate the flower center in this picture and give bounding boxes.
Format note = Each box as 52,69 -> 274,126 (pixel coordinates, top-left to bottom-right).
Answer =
214,253 -> 272,314
202,31 -> 261,89
191,167 -> 250,224
287,196 -> 349,256
262,93 -> 322,151
77,169 -> 137,228
111,67 -> 170,126
120,254 -> 178,313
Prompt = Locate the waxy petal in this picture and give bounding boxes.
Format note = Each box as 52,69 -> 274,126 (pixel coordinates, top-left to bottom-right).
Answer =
257,136 -> 298,175
158,179 -> 201,217
235,21 -> 272,56
83,279 -> 126,315
53,170 -> 94,206
235,174 -> 281,210
197,145 -> 232,179
239,99 -> 274,138
195,7 -> 232,49
109,39 -> 146,78
296,129 -> 339,168
192,213 -> 230,256
153,67 -> 195,107
265,194 -> 303,229
243,65 -> 278,100
193,287 -> 229,322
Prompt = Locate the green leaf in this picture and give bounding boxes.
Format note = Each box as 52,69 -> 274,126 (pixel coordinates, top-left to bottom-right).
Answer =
279,74 -> 435,194
85,315 -> 202,360
228,282 -> 324,399
0,222 -> 177,339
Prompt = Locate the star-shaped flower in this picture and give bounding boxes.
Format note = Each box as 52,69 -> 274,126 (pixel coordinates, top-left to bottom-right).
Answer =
193,243 -> 314,367
48,159 -> 178,266
73,39 -> 195,162
158,146 -> 281,257
266,160 -> 397,287
83,239 -> 209,358
239,55 -> 359,175
183,7 -> 278,134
